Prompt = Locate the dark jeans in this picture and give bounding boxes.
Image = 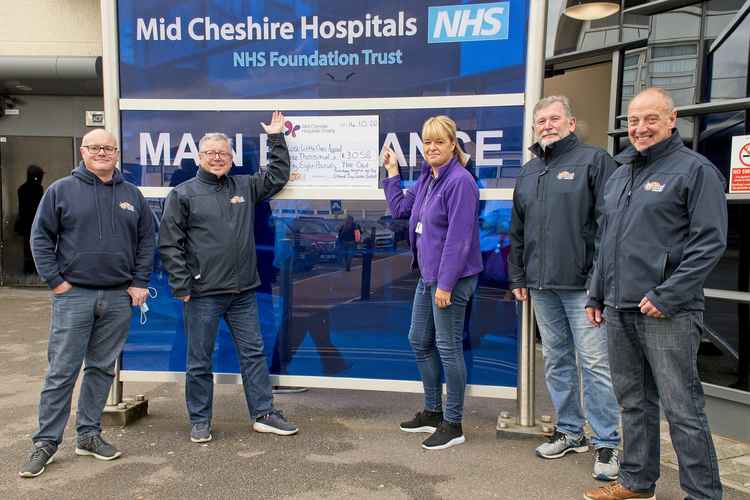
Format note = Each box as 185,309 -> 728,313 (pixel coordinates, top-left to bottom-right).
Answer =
606,310 -> 722,500
408,275 -> 477,423
33,287 -> 132,446
184,289 -> 273,424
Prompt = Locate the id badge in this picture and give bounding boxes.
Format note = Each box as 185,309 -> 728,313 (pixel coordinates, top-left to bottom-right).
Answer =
415,222 -> 423,234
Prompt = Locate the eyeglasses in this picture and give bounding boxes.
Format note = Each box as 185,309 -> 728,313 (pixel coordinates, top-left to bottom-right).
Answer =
200,150 -> 232,160
82,144 -> 118,155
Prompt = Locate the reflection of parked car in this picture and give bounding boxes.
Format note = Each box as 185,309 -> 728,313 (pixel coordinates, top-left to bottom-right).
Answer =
379,215 -> 409,244
358,221 -> 395,249
278,218 -> 339,265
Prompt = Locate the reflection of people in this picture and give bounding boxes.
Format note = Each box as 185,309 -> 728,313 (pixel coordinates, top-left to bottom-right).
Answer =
16,164 -> 45,274
337,215 -> 359,271
508,96 -> 620,481
382,115 -> 482,450
584,88 -> 727,500
159,113 -> 298,444
21,129 -> 155,478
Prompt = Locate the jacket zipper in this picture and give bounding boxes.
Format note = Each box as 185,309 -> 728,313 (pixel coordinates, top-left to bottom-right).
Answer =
537,167 -> 549,289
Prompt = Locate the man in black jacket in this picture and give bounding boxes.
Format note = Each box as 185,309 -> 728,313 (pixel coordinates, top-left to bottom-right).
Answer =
509,96 -> 620,480
159,112 -> 297,443
584,88 -> 726,500
21,129 -> 155,478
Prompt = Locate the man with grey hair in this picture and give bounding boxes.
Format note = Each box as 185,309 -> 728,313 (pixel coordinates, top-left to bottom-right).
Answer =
509,95 -> 620,480
159,112 -> 297,442
584,87 -> 726,500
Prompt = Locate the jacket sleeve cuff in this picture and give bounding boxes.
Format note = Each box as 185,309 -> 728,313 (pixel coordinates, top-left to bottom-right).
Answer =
266,133 -> 285,145
585,297 -> 603,310
131,280 -> 149,288
47,275 -> 65,290
645,291 -> 674,318
509,280 -> 526,290
173,288 -> 190,298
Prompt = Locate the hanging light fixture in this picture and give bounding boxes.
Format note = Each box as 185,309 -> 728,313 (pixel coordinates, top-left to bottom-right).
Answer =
564,0 -> 620,20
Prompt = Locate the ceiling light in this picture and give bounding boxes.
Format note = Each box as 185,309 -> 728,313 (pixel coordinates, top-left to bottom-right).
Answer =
564,0 -> 620,20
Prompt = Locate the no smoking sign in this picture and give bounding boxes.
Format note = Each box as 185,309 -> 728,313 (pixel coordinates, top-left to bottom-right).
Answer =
730,135 -> 750,193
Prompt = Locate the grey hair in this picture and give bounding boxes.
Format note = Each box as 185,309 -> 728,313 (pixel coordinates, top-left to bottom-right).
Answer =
533,95 -> 575,121
635,87 -> 675,112
198,132 -> 233,151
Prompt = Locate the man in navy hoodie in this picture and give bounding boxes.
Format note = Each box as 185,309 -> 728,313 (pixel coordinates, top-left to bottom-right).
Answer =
20,129 -> 155,478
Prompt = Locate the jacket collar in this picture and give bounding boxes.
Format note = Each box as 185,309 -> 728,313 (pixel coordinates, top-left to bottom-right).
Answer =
420,156 -> 461,181
615,130 -> 683,167
196,167 -> 226,185
529,133 -> 579,162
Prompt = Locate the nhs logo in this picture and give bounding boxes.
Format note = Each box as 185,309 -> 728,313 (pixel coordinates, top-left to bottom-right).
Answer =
428,2 -> 510,43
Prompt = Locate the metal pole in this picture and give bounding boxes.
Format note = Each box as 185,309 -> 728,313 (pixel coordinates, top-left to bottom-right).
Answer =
517,298 -> 536,426
101,0 -> 123,405
107,355 -> 123,406
514,0 -> 547,427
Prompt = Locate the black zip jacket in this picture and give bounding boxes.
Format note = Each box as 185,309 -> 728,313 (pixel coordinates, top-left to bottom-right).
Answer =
508,133 -> 617,290
31,163 -> 155,289
587,131 -> 727,317
159,133 -> 290,298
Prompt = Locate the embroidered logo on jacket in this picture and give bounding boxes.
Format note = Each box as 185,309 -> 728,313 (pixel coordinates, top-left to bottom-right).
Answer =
557,170 -> 575,180
230,195 -> 246,204
119,201 -> 135,212
643,181 -> 666,192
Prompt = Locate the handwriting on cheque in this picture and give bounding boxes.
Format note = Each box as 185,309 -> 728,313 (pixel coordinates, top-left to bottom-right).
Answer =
284,116 -> 379,186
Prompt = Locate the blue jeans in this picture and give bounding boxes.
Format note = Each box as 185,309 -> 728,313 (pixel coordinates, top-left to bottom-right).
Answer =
530,289 -> 620,449
34,287 -> 132,447
408,275 -> 477,423
184,289 -> 273,424
606,310 -> 722,500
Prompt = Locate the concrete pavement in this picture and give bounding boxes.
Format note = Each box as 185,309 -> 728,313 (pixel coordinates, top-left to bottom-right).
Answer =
1,287 -> 748,500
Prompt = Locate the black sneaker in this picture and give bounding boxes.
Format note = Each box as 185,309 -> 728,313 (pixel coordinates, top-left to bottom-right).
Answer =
421,421 -> 465,450
75,434 -> 122,461
400,410 -> 443,433
19,442 -> 56,478
253,409 -> 298,436
190,422 -> 212,443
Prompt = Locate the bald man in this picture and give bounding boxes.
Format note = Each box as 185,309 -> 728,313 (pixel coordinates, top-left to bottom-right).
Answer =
584,88 -> 726,500
21,129 -> 155,478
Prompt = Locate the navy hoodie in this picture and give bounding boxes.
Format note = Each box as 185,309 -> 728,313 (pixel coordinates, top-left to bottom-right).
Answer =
31,163 -> 155,290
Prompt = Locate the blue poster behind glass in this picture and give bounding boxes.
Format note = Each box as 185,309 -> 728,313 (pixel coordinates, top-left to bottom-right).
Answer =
118,0 -> 528,99
117,0 -> 527,393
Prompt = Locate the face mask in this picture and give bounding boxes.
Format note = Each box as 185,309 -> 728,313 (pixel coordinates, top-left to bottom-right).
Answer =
139,287 -> 158,325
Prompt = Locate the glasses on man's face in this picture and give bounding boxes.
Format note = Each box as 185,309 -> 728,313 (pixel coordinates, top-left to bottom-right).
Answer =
200,150 -> 232,160
83,144 -> 118,155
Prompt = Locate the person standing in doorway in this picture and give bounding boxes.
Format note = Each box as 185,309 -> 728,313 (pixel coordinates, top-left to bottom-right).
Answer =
16,164 -> 45,274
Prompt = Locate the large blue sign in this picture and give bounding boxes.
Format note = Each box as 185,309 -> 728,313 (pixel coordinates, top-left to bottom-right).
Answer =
118,0 -> 528,99
116,0 -> 528,393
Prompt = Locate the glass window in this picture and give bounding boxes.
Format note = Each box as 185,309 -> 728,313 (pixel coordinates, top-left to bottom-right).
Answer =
705,14 -> 750,101
651,44 -> 698,58
649,7 -> 702,42
704,0 -> 746,38
580,30 -> 607,51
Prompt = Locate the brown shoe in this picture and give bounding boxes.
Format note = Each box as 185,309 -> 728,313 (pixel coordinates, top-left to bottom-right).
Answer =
583,482 -> 655,500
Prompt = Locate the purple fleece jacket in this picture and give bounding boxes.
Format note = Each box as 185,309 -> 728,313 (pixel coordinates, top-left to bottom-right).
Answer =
383,158 -> 482,291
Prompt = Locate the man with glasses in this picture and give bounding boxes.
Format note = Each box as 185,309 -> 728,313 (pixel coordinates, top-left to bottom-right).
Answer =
159,112 -> 297,443
509,96 -> 620,480
20,129 -> 155,477
584,87 -> 726,500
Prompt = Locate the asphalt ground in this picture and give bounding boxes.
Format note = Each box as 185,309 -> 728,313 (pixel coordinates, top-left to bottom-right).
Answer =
1,287 -> 748,500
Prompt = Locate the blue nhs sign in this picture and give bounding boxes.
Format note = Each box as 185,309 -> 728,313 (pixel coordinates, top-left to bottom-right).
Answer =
427,2 -> 510,43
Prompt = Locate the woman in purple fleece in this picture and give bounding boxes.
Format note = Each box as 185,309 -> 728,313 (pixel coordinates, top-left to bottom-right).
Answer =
382,115 -> 482,450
